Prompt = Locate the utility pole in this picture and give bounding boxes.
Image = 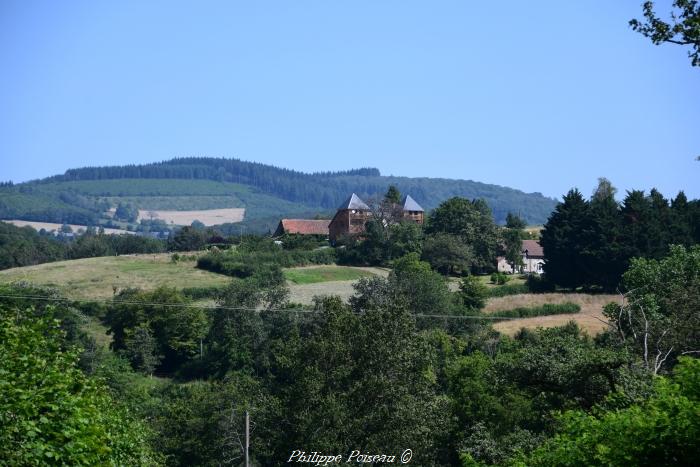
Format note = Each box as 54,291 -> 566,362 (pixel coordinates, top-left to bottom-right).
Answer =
245,411 -> 250,467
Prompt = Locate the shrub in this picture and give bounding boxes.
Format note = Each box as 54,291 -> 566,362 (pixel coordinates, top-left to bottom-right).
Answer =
493,302 -> 580,319
490,272 -> 511,285
459,276 -> 489,311
487,283 -> 530,297
197,248 -> 337,278
527,274 -> 556,293
181,286 -> 226,300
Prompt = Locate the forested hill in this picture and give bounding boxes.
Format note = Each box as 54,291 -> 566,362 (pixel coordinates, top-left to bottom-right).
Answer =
32,157 -> 557,224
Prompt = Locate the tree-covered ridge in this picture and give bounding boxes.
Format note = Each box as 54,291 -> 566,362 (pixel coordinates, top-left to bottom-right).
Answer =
18,156 -> 558,224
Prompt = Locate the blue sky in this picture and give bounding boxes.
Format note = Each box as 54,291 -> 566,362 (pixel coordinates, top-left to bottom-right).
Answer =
1,0 -> 698,200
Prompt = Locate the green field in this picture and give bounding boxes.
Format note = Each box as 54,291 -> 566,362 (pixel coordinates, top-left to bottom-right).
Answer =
283,266 -> 376,284
0,253 -> 231,300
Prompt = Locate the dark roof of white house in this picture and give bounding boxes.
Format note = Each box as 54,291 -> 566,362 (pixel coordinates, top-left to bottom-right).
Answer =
338,193 -> 370,211
522,239 -> 544,257
402,195 -> 424,212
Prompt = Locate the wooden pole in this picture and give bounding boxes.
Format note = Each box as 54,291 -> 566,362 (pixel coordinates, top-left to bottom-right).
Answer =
245,411 -> 250,467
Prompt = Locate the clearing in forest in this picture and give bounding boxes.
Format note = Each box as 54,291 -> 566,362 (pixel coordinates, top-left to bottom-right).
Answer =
137,208 -> 245,226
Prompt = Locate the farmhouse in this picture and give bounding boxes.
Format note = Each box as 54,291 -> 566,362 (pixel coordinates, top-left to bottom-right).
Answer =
273,219 -> 330,236
328,193 -> 425,242
274,192 -> 425,242
497,239 -> 545,274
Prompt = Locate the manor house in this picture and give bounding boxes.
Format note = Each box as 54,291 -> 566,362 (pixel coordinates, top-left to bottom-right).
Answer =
274,193 -> 425,243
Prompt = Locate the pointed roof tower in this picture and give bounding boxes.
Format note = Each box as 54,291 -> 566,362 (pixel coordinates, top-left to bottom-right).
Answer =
401,194 -> 424,212
338,193 -> 370,211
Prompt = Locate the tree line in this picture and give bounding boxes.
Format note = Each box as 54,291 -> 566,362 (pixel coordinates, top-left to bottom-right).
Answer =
541,178 -> 700,291
13,156 -> 557,224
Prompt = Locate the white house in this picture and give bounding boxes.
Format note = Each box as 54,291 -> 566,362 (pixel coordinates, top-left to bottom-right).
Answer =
497,239 -> 545,274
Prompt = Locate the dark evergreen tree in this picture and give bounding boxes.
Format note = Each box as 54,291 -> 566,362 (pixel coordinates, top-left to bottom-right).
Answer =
584,179 -> 626,290
540,189 -> 594,289
620,190 -> 653,259
647,188 -> 671,258
669,191 -> 694,246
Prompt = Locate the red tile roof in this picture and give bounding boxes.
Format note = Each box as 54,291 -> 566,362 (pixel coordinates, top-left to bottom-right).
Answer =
279,219 -> 330,235
522,239 -> 544,257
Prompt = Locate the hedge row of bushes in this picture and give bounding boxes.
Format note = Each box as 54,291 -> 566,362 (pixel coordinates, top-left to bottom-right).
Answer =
494,302 -> 580,319
487,283 -> 530,297
181,286 -> 227,300
197,248 -> 337,279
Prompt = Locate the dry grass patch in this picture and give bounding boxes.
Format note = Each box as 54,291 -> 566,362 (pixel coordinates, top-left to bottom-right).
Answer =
137,208 -> 245,226
487,293 -> 620,336
0,253 -> 230,300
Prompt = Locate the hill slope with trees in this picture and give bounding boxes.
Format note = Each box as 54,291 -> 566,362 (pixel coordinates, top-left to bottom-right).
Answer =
1,157 -> 558,230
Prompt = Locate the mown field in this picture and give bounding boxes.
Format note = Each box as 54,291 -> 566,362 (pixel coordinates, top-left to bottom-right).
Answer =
136,208 -> 245,226
0,253 -> 230,300
488,293 -> 617,335
283,265 -> 378,284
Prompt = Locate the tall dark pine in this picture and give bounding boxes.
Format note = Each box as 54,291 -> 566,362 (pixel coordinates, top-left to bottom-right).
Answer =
586,188 -> 625,290
669,191 -> 694,247
690,199 -> 700,244
620,190 -> 653,260
540,189 -> 594,289
647,189 -> 671,258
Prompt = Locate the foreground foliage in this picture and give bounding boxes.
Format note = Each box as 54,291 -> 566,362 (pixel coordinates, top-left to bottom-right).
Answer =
0,302 -> 161,465
513,357 -> 700,466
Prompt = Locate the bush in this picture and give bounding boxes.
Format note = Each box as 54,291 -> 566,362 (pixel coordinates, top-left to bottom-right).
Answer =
490,272 -> 511,285
527,274 -> 556,293
493,302 -> 580,319
181,286 -> 226,300
197,247 -> 337,278
459,276 -> 489,311
487,283 -> 530,297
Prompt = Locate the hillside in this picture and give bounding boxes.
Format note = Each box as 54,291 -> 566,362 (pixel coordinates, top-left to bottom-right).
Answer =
1,157 -> 558,231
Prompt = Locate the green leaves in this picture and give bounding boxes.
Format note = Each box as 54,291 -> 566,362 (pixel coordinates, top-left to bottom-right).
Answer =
520,357 -> 700,466
0,303 -> 161,465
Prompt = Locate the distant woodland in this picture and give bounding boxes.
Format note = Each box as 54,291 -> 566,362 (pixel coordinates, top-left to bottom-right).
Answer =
0,157 -> 558,228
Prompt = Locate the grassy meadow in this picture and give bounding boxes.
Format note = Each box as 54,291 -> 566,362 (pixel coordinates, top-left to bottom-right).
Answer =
283,265 -> 377,284
0,253 -> 230,300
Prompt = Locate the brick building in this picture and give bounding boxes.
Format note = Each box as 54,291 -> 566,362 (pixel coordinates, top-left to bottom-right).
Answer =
275,192 -> 425,243
328,193 -> 425,242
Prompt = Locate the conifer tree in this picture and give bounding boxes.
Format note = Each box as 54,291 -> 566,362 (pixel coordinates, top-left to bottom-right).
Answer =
540,189 -> 593,288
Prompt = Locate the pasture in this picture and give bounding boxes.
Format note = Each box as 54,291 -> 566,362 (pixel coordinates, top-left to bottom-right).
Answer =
283,265 -> 377,284
0,253 -> 230,300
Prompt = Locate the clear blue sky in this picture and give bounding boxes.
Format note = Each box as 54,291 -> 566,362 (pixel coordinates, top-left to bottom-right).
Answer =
1,0 -> 698,200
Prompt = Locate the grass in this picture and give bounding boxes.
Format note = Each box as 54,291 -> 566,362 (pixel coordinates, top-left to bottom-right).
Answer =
0,253 -> 231,300
492,302 -> 580,319
284,266 -> 376,284
82,316 -> 112,348
486,293 -> 620,336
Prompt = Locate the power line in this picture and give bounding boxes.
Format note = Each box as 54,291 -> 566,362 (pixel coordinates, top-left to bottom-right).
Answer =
0,293 -> 526,320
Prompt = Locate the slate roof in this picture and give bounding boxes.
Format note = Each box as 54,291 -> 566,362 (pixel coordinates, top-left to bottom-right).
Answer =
278,219 -> 330,235
402,195 -> 424,212
338,193 -> 370,211
522,239 -> 544,258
